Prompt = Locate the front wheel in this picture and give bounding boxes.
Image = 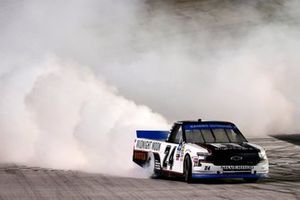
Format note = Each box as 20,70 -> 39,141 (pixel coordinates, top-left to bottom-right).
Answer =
184,155 -> 193,183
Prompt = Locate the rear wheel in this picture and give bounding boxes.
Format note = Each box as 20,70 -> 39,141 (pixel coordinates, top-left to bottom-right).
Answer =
147,153 -> 160,178
184,155 -> 193,183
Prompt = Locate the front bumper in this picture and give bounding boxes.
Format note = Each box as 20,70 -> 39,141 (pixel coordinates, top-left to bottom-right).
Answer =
191,160 -> 269,179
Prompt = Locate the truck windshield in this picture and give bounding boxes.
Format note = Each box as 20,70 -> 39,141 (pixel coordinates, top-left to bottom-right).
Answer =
184,124 -> 247,144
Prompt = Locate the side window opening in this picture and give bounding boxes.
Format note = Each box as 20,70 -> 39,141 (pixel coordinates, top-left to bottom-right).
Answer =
174,127 -> 183,143
168,125 -> 183,144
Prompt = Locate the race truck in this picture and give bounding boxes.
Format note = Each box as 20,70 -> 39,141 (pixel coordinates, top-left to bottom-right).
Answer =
132,119 -> 269,182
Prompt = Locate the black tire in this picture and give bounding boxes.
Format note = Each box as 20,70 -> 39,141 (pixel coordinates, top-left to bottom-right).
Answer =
244,178 -> 259,183
184,155 -> 193,183
148,153 -> 160,178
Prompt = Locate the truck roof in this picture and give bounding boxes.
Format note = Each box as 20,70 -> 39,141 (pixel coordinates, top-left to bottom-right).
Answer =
175,120 -> 235,126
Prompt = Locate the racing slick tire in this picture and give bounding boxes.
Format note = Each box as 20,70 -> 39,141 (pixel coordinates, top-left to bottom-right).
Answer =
147,153 -> 161,178
184,155 -> 193,183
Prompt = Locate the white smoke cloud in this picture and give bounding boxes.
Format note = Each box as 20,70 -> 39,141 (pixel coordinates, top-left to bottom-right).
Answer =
98,0 -> 300,136
0,57 -> 168,176
1,0 -> 300,176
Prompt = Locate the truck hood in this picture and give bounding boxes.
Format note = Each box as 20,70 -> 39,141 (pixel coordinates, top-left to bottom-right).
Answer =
194,142 -> 261,165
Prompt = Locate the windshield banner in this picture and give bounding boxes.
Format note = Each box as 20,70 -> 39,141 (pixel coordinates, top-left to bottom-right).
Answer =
184,124 -> 233,130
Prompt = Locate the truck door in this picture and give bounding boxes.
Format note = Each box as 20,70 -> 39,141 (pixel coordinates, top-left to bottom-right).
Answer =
163,125 -> 184,173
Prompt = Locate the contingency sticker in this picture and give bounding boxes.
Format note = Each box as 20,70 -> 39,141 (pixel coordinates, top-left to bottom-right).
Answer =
136,140 -> 161,151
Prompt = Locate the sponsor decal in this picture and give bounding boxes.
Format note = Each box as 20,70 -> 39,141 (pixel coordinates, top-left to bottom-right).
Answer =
177,144 -> 185,161
152,142 -> 161,151
136,140 -> 161,151
176,153 -> 180,161
192,157 -> 199,166
230,156 -> 243,161
184,124 -> 233,130
177,144 -> 182,151
222,166 -> 253,170
210,143 -> 252,150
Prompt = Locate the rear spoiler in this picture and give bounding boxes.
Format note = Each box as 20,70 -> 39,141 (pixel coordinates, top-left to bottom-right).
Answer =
136,130 -> 169,141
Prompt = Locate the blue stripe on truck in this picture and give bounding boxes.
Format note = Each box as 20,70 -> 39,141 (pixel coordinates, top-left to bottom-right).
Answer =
136,130 -> 169,141
192,173 -> 268,179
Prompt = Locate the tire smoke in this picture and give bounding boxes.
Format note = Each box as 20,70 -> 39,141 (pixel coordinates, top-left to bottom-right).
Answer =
0,58 -> 169,176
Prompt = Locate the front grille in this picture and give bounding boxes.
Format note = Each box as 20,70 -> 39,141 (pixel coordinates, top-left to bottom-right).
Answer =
206,151 -> 260,166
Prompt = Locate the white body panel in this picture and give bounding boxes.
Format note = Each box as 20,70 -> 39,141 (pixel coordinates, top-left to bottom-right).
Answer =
134,138 -> 269,177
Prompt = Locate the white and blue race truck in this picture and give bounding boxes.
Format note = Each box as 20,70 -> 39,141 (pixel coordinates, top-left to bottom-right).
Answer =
133,119 -> 269,182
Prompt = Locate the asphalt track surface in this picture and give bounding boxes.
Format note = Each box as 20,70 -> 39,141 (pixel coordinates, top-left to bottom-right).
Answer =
0,137 -> 299,200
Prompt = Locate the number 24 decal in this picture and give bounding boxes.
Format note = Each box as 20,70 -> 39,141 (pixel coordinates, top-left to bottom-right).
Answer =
162,145 -> 177,169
